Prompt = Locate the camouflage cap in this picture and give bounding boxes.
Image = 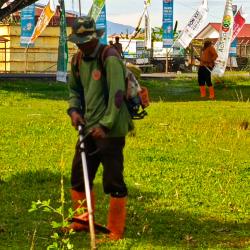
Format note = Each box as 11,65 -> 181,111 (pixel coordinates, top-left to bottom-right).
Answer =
68,16 -> 104,44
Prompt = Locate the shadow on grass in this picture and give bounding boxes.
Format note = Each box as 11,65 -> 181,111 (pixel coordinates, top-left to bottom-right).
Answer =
143,78 -> 250,103
0,170 -> 249,249
125,190 -> 250,249
1,78 -> 250,104
0,79 -> 68,101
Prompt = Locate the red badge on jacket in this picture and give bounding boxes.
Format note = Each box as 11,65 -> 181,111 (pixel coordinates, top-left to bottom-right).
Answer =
92,69 -> 101,81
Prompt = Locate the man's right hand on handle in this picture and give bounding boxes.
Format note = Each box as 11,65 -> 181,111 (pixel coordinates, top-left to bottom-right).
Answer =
70,111 -> 85,129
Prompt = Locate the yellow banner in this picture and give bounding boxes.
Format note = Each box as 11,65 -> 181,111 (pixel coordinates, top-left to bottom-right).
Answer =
30,0 -> 56,44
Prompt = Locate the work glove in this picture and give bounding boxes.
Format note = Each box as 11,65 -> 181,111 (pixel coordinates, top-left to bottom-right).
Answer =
70,111 -> 85,129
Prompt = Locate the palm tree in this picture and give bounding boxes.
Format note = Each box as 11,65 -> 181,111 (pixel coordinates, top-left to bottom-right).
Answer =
151,27 -> 163,42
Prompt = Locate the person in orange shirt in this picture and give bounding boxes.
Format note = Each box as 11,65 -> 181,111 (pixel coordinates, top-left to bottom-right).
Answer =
197,40 -> 218,99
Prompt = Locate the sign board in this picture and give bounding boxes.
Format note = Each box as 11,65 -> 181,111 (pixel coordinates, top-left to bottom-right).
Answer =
136,40 -> 149,64
96,5 -> 107,45
20,4 -> 35,47
162,0 -> 174,48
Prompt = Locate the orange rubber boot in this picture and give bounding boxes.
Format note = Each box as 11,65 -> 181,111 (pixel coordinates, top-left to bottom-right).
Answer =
209,86 -> 215,99
107,197 -> 127,240
200,86 -> 206,97
67,189 -> 95,232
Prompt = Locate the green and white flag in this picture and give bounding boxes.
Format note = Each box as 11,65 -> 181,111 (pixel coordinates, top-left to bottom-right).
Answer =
88,0 -> 105,21
56,0 -> 68,83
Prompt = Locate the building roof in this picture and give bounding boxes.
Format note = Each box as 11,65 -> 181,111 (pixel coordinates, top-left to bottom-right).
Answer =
209,23 -> 221,32
196,22 -> 250,39
10,3 -> 77,26
210,22 -> 250,38
34,3 -> 76,18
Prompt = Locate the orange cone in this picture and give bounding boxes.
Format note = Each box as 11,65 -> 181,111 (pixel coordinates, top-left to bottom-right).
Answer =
107,197 -> 127,240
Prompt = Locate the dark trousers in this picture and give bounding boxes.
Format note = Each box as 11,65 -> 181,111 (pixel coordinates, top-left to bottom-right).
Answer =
198,66 -> 213,87
71,136 -> 127,198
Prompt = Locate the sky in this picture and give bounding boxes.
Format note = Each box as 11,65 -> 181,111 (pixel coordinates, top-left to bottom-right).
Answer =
38,0 -> 250,29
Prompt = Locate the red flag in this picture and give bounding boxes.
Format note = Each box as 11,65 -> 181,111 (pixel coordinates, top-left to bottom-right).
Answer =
231,7 -> 248,42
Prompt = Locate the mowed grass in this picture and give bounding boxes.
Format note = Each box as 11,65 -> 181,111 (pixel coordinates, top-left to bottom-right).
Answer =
0,75 -> 249,250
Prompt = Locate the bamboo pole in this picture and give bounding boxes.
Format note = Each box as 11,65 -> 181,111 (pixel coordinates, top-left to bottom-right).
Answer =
165,50 -> 169,73
24,44 -> 29,73
4,41 -> 6,72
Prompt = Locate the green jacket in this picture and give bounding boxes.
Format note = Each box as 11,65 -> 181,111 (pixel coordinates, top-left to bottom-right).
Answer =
68,45 -> 133,137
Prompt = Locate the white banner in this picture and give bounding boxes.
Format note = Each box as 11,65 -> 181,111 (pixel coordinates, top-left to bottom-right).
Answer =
144,1 -> 151,49
177,0 -> 208,49
212,0 -> 234,77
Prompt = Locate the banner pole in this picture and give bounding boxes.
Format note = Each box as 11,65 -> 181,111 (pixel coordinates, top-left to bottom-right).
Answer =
79,0 -> 81,16
124,6 -> 147,52
165,50 -> 169,73
24,44 -> 29,73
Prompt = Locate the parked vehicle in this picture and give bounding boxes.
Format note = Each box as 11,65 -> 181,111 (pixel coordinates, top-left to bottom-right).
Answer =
120,39 -> 191,73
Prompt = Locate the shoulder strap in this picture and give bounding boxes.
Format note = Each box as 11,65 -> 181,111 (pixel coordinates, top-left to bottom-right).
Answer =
98,45 -> 122,71
96,45 -> 110,106
100,45 -> 112,64
97,44 -> 110,76
71,50 -> 84,111
71,50 -> 83,77
97,45 -> 122,106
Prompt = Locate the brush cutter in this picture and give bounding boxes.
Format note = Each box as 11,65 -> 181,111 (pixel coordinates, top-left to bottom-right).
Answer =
77,125 -> 110,249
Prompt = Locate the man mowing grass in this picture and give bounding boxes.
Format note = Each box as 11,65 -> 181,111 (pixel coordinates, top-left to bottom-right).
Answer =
66,16 -> 133,241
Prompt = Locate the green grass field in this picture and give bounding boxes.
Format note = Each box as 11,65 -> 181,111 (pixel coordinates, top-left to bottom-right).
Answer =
0,75 -> 249,249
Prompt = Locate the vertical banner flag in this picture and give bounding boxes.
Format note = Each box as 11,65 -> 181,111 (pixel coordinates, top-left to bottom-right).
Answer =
177,0 -> 208,49
229,5 -> 237,58
212,0 -> 234,77
228,6 -> 247,67
162,0 -> 174,48
144,0 -> 151,49
20,4 -> 35,47
229,5 -> 237,67
29,0 -> 56,45
56,0 -> 68,83
88,0 -> 105,22
231,7 -> 247,42
96,4 -> 107,44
